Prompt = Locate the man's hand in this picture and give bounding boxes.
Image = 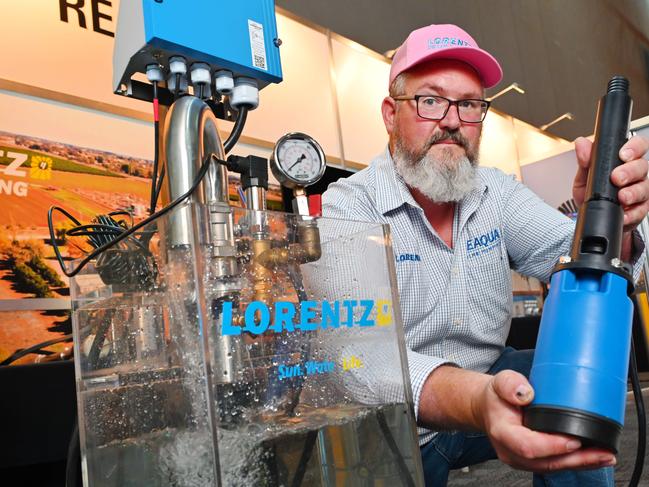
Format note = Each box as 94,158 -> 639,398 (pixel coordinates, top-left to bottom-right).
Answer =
573,135 -> 649,234
474,370 -> 616,472
419,366 -> 615,473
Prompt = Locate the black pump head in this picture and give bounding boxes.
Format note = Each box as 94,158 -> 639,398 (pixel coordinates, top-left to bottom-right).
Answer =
554,76 -> 633,285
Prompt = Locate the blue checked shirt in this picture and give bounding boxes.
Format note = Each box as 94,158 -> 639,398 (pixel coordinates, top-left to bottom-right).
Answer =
322,148 -> 644,445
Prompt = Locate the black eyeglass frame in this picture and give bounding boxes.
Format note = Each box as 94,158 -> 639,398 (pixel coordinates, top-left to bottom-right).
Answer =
392,94 -> 491,123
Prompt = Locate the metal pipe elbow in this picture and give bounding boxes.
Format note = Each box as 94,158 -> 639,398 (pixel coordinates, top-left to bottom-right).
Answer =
256,222 -> 321,269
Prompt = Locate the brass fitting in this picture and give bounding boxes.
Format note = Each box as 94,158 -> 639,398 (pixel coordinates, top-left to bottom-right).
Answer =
255,223 -> 321,270
252,238 -> 273,304
296,221 -> 322,262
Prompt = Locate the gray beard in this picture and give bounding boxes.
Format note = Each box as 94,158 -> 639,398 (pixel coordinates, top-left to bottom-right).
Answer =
393,139 -> 478,203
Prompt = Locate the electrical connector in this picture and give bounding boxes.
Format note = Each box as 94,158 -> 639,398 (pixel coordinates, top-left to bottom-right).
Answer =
190,62 -> 212,99
215,70 -> 234,95
168,56 -> 187,75
167,73 -> 188,95
145,64 -> 164,83
226,154 -> 268,190
230,77 -> 259,110
189,63 -> 210,84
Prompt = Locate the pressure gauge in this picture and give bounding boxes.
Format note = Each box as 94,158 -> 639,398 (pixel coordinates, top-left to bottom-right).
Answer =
270,133 -> 326,189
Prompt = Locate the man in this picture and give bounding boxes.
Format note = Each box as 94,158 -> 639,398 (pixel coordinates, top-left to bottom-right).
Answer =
322,24 -> 649,486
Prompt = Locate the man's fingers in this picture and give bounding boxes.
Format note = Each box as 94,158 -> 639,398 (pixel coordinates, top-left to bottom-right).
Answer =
619,135 -> 649,163
623,199 -> 649,229
611,158 -> 649,188
618,179 -> 649,208
491,370 -> 534,406
525,449 -> 616,473
572,137 -> 593,207
495,424 -> 582,461
574,137 -> 592,169
494,424 -> 616,471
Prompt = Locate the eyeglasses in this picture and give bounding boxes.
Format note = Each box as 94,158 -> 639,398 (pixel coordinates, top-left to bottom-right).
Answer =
392,94 -> 491,123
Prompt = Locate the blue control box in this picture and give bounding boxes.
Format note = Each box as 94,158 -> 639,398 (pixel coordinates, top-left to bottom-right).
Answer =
114,0 -> 283,92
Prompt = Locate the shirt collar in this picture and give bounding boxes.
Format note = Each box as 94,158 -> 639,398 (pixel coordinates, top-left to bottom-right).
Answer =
373,146 -> 487,216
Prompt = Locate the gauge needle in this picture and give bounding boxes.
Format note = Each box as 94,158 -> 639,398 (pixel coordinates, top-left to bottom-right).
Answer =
289,154 -> 306,170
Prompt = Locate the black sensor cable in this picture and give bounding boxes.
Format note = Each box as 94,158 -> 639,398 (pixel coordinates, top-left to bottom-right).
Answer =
48,154 -> 216,278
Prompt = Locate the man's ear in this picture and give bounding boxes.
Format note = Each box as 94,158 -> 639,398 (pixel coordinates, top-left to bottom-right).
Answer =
382,96 -> 397,135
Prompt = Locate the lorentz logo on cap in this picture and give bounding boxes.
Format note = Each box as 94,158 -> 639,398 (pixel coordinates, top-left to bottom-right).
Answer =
427,37 -> 472,49
389,24 -> 503,88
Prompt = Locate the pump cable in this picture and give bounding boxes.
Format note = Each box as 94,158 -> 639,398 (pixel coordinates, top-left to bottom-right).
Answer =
223,105 -> 249,154
48,154 -> 216,279
628,303 -> 646,487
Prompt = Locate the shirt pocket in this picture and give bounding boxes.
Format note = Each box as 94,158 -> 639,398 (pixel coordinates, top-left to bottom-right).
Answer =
466,239 -> 512,330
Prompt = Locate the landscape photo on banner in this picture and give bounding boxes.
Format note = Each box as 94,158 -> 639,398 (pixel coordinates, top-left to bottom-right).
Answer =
0,125 -> 283,365
0,126 -> 152,364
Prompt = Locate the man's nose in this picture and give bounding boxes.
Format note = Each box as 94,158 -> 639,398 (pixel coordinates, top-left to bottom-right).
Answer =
439,104 -> 461,130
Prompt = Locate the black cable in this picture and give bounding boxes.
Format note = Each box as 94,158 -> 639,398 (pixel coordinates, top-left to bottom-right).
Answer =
48,154 -> 216,278
151,164 -> 166,212
149,120 -> 160,214
0,333 -> 72,366
290,430 -> 318,487
51,206 -> 81,227
223,106 -> 249,154
376,409 -> 416,487
174,72 -> 181,100
108,209 -> 133,223
149,81 -> 160,215
87,311 -> 113,368
66,223 -> 126,236
48,211 -> 155,288
629,335 -> 646,487
66,226 -> 123,249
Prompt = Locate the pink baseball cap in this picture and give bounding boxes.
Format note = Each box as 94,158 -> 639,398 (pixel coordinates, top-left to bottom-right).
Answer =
389,24 -> 503,89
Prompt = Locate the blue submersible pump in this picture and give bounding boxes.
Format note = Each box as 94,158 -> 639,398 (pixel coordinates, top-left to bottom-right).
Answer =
524,76 -> 636,453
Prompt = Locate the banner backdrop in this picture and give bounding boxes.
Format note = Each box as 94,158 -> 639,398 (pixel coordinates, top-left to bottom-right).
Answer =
0,2 -> 278,363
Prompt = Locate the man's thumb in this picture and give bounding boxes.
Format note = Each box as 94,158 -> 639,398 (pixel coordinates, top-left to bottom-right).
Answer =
492,370 -> 535,406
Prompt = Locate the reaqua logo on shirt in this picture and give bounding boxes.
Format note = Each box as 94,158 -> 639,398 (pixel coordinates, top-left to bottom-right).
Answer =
466,228 -> 501,258
220,299 -> 394,336
396,253 -> 421,263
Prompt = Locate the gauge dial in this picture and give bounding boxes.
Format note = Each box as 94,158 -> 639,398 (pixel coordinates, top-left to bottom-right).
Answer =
270,133 -> 326,188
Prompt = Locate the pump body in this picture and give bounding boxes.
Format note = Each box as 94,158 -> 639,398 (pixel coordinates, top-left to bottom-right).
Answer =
524,77 -> 634,452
